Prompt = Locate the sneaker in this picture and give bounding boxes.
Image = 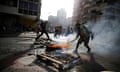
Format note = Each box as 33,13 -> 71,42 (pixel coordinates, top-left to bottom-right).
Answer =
73,50 -> 78,54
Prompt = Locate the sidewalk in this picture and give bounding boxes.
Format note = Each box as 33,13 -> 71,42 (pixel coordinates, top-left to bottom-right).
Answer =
18,32 -> 37,38
0,32 -> 36,38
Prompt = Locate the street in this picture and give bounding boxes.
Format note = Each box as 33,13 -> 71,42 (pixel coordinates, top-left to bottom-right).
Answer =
0,32 -> 119,72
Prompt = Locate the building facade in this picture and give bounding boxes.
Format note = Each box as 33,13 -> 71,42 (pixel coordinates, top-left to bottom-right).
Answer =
0,0 -> 41,33
72,0 -> 107,24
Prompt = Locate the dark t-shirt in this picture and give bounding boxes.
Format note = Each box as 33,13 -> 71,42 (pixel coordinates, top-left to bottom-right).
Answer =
40,21 -> 47,31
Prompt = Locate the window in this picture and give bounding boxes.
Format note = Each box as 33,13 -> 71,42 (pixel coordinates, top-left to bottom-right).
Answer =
32,4 -> 38,11
0,0 -> 17,7
34,0 -> 39,2
18,0 -> 39,16
19,1 -> 29,9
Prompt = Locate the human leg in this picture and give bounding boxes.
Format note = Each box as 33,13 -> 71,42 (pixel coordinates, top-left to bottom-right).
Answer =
84,37 -> 91,52
45,31 -> 50,39
35,32 -> 43,40
74,38 -> 82,53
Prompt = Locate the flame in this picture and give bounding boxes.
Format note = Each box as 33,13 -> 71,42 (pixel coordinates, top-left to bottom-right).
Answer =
48,41 -> 70,48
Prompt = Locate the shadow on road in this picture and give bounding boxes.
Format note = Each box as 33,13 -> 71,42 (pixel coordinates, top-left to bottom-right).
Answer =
78,53 -> 106,72
0,44 -> 36,71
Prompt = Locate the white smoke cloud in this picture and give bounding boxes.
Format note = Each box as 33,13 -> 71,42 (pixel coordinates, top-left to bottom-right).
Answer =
91,4 -> 120,57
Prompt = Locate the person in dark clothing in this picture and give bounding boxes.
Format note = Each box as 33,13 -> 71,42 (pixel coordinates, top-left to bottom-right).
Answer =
75,22 -> 81,39
54,26 -> 62,38
73,21 -> 94,53
35,20 -> 50,41
54,27 -> 59,38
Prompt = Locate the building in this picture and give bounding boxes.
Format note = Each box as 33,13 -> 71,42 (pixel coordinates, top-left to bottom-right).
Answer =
0,0 -> 41,33
72,0 -> 107,24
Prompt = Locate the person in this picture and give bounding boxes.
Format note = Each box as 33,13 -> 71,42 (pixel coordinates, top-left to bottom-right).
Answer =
54,26 -> 62,38
54,27 -> 59,38
35,19 -> 50,41
73,21 -> 94,53
75,22 -> 81,39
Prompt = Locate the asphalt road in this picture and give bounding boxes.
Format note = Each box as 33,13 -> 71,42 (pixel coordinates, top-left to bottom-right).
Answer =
0,32 -> 119,72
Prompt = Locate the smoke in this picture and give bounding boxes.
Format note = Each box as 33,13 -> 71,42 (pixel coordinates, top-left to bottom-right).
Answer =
90,3 -> 120,57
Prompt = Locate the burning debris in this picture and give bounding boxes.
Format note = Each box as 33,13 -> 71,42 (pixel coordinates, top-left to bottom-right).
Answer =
47,42 -> 70,49
36,53 -> 81,71
30,38 -> 82,71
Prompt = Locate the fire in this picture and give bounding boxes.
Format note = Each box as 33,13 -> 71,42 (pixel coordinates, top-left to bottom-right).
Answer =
48,42 -> 70,48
